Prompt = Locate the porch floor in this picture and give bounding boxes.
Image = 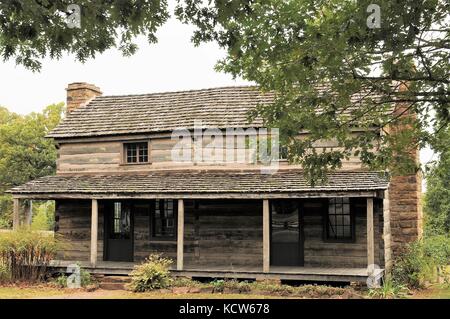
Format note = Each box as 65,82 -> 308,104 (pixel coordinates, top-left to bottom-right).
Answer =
49,260 -> 382,283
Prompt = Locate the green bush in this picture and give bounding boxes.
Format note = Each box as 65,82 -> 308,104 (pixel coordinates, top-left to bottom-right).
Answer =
52,264 -> 94,288
128,254 -> 173,292
53,274 -> 68,288
0,228 -> 60,282
211,279 -> 225,292
392,235 -> 450,288
368,279 -> 409,299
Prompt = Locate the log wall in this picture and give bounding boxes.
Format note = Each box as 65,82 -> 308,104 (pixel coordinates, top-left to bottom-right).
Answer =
56,132 -> 368,173
54,198 -> 383,269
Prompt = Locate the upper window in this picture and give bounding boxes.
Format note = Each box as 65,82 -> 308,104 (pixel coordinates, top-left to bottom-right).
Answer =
124,142 -> 148,164
151,199 -> 176,239
325,197 -> 354,241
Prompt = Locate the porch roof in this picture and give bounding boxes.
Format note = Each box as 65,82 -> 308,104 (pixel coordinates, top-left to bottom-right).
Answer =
8,170 -> 388,199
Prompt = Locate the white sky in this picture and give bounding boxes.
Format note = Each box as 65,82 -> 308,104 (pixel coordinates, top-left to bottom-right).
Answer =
0,8 -> 252,115
0,5 -> 434,181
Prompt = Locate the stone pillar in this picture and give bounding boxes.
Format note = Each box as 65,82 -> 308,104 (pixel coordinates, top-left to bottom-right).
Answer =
387,82 -> 423,258
388,174 -> 422,256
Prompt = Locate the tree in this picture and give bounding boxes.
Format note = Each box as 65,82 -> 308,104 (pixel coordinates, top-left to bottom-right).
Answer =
176,0 -> 450,180
0,0 -> 169,71
2,1 -> 448,181
0,103 -> 64,227
423,126 -> 450,236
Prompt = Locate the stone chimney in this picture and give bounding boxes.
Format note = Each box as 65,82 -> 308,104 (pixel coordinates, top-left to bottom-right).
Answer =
385,82 -> 423,267
66,82 -> 102,113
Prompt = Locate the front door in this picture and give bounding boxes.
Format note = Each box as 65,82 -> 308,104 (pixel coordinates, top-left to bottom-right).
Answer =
270,200 -> 304,266
104,201 -> 134,262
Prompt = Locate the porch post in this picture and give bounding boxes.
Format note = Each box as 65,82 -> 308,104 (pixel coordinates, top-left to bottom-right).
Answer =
177,199 -> 184,271
367,197 -> 375,269
25,200 -> 33,226
263,199 -> 270,273
13,198 -> 20,230
90,199 -> 98,267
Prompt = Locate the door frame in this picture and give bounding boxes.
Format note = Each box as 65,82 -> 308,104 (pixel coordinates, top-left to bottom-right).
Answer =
269,199 -> 304,267
103,200 -> 135,262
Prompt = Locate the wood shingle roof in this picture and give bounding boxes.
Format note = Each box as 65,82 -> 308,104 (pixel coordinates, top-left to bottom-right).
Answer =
9,171 -> 388,198
48,86 -> 273,138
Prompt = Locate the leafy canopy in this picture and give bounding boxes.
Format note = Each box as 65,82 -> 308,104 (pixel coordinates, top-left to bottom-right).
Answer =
0,103 -> 64,190
176,0 -> 450,180
0,103 -> 64,228
1,1 -> 449,181
0,0 -> 169,71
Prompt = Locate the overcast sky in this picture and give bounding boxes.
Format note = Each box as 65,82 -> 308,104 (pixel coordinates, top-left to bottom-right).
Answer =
0,8 -> 251,115
0,5 -> 434,171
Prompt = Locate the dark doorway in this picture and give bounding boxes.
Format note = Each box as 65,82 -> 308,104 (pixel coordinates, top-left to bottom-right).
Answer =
104,201 -> 134,262
270,200 -> 304,266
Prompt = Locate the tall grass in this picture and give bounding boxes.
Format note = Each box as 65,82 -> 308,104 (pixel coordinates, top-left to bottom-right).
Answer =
0,228 -> 61,282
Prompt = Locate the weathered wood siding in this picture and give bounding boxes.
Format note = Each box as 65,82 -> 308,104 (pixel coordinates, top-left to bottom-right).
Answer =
302,198 -> 384,268
55,199 -> 104,261
55,199 -> 383,269
56,131 -> 372,173
184,200 -> 263,268
133,201 -> 177,262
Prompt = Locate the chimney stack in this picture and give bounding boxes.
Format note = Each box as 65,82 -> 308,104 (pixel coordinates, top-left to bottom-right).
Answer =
385,81 -> 422,268
66,82 -> 102,113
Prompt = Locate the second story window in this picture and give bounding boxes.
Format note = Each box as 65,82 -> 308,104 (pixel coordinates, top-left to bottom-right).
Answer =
124,142 -> 148,164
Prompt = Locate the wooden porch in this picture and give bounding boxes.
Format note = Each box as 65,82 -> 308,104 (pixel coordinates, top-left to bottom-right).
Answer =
11,176 -> 387,285
48,260 -> 382,283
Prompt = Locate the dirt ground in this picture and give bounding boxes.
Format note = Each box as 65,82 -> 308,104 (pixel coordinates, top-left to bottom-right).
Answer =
0,284 -> 448,299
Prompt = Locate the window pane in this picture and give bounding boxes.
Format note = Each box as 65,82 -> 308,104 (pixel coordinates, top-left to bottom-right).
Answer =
327,198 -> 352,240
138,143 -> 148,163
126,143 -> 148,163
152,199 -> 175,238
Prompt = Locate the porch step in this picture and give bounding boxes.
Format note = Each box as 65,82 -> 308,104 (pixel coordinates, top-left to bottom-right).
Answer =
95,275 -> 131,290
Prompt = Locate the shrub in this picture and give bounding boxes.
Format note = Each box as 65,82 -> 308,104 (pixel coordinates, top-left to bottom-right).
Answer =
392,235 -> 450,288
53,274 -> 68,288
211,279 -> 225,292
52,264 -> 94,288
368,279 -> 409,299
0,228 -> 60,282
79,266 -> 93,287
128,254 -> 173,292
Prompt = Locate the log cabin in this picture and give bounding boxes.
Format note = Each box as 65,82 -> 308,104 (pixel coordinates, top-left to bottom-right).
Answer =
8,83 -> 422,283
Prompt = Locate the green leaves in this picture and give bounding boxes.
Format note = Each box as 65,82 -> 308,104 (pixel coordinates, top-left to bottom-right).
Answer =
176,0 -> 449,181
0,103 -> 64,192
0,0 -> 169,71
